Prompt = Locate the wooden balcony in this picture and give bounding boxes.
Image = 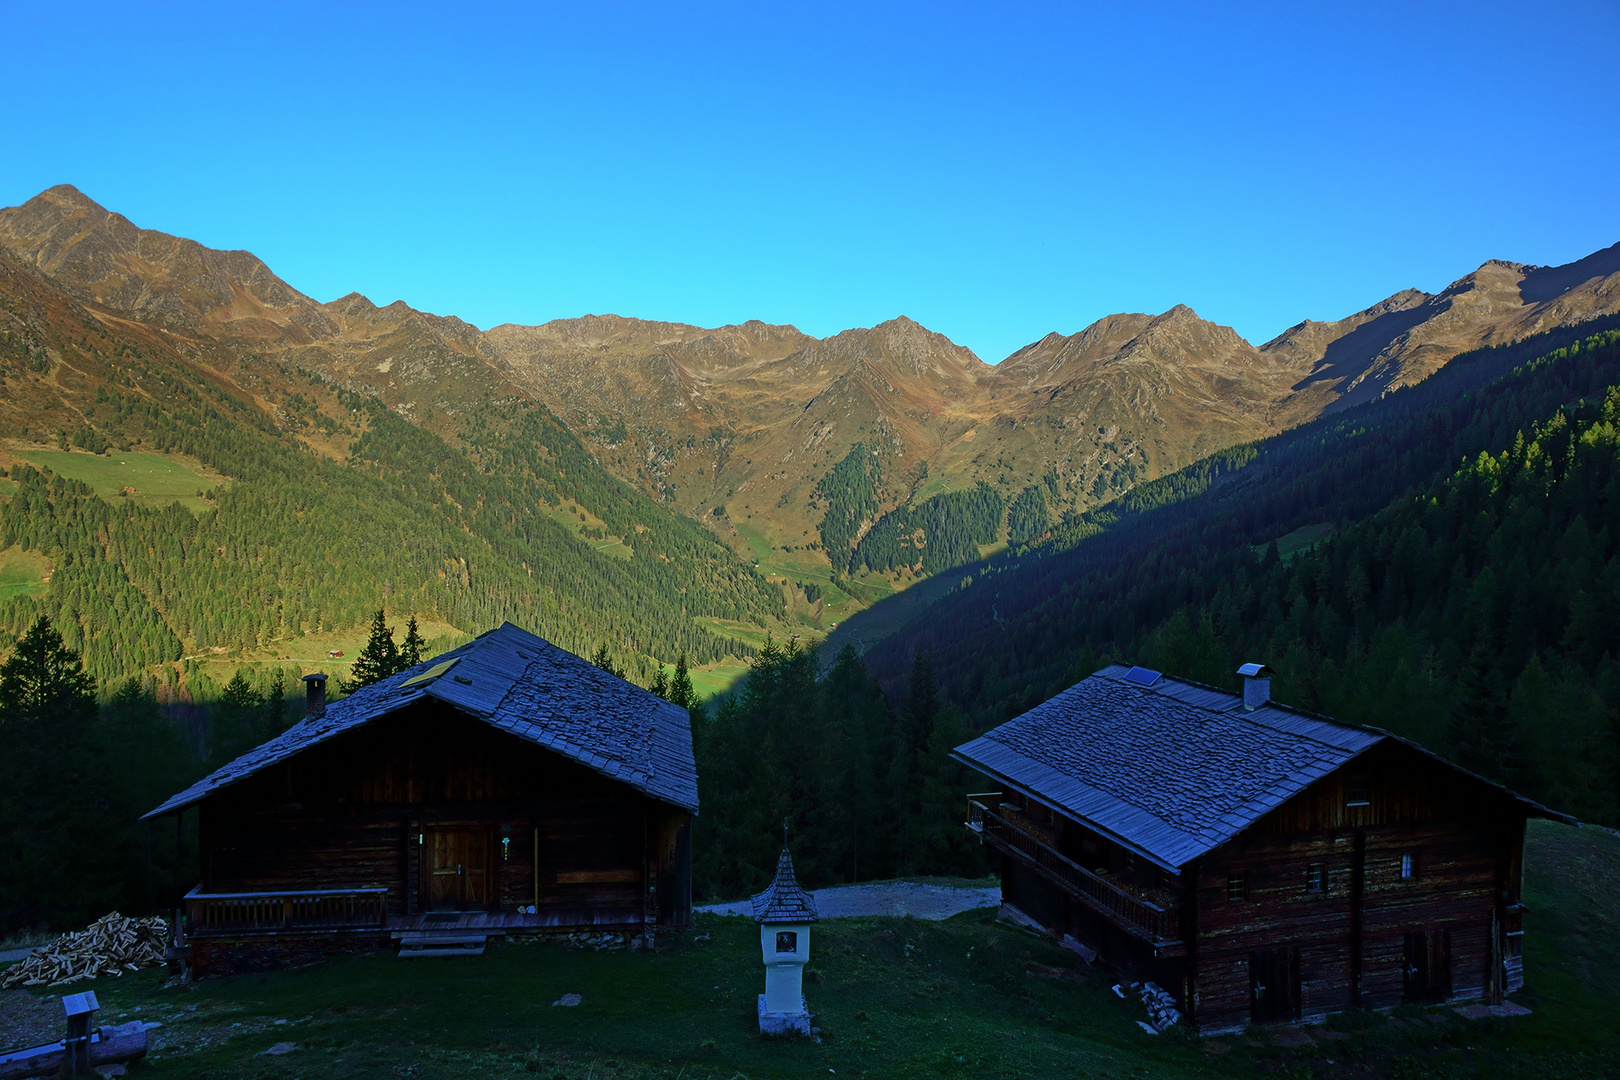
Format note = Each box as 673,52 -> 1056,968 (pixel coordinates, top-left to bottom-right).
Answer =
967,798 -> 1182,952
184,886 -> 389,937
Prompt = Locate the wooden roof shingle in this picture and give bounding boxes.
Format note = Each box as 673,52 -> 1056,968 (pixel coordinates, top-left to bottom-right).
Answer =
751,848 -> 819,924
953,664 -> 1570,872
144,623 -> 699,818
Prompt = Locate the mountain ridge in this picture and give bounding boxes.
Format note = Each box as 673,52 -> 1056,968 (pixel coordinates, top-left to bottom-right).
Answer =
3,183 -> 1617,642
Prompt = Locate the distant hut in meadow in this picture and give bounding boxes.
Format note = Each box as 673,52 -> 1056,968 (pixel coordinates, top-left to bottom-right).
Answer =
954,663 -> 1572,1034
145,622 -> 696,976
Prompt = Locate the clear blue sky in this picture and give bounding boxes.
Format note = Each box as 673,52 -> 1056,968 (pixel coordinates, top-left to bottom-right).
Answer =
4,1 -> 1617,362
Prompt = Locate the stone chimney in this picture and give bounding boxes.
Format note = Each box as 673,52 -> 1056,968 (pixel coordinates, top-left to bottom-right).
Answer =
1237,663 -> 1272,711
302,673 -> 328,719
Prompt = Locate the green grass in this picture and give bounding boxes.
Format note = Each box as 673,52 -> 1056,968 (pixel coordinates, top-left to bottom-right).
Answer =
540,504 -> 633,560
14,820 -> 1612,1079
1252,521 -> 1335,563
0,546 -> 50,604
11,448 -> 222,514
687,659 -> 752,700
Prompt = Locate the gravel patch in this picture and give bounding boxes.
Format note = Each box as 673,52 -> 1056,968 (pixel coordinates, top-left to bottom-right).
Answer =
0,989 -> 63,1053
698,881 -> 1001,920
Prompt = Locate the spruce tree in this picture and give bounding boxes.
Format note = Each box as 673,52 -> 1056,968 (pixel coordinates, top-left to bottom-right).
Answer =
0,617 -> 116,928
347,610 -> 400,690
211,669 -> 265,767
670,653 -> 695,710
649,665 -> 670,700
901,649 -> 940,757
399,616 -> 424,670
266,667 -> 288,733
591,642 -> 624,680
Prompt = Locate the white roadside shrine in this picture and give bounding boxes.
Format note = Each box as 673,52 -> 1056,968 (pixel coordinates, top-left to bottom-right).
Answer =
751,848 -> 819,1037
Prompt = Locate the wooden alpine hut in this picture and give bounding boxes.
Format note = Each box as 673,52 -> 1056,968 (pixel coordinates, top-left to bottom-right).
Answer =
144,622 -> 697,975
954,662 -> 1573,1033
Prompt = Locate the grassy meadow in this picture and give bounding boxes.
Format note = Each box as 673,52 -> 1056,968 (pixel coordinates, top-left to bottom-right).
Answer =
7,447 -> 224,514
3,819 -> 1612,1079
0,546 -> 50,604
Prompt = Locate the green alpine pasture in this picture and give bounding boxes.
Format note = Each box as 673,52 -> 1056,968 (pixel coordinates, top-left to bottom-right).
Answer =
9,448 -> 221,514
0,547 -> 50,604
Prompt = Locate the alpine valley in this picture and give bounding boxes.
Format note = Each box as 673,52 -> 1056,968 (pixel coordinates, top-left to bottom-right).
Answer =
1,182 -> 1618,703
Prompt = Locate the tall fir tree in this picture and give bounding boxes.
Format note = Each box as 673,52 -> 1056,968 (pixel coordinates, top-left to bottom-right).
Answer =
210,668 -> 266,768
0,617 -> 120,928
901,649 -> 940,757
399,616 -> 425,670
347,610 -> 400,690
670,653 -> 695,711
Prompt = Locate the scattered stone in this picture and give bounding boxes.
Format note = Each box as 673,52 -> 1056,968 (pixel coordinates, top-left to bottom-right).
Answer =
261,1042 -> 297,1056
553,993 -> 583,1007
563,932 -> 626,951
1135,1021 -> 1158,1035
1454,1001 -> 1533,1020
1111,984 -> 1126,999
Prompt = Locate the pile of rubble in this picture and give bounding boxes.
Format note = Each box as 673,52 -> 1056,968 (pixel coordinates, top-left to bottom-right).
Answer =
1,913 -> 168,988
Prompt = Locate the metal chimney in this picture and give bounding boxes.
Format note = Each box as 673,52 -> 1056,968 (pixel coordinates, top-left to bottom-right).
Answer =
1237,663 -> 1272,710
302,672 -> 328,719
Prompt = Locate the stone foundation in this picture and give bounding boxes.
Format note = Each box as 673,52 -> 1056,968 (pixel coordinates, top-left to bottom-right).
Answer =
757,994 -> 813,1037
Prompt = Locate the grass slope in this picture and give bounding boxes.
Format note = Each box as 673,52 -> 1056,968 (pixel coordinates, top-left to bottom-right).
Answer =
0,546 -> 49,604
15,821 -> 1614,1079
8,447 -> 221,514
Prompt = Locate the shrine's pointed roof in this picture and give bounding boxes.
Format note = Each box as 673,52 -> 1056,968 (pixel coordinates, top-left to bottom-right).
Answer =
751,848 -> 819,924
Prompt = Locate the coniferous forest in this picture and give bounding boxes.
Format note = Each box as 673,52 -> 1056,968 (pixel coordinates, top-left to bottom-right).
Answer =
865,322 -> 1620,830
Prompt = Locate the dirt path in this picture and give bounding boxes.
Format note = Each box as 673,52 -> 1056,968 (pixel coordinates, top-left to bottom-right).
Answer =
698,880 -> 1001,920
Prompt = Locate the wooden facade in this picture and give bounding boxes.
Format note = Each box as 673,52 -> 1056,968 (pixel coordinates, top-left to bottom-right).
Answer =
957,664 -> 1564,1033
195,705 -> 692,927
147,624 -> 698,976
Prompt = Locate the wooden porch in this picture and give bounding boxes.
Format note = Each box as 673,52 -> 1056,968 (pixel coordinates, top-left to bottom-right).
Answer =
966,797 -> 1184,953
183,886 -> 646,940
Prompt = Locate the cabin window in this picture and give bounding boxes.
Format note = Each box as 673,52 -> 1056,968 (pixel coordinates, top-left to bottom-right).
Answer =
1305,863 -> 1327,895
1346,776 -> 1371,807
1400,853 -> 1416,880
1227,873 -> 1248,901
775,931 -> 798,953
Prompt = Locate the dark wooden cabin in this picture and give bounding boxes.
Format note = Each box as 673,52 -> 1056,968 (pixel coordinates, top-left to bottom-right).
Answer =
953,663 -> 1572,1033
145,622 -> 697,976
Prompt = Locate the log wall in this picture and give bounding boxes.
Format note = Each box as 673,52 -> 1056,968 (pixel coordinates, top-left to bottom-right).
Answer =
1191,741 -> 1524,1031
197,702 -> 691,927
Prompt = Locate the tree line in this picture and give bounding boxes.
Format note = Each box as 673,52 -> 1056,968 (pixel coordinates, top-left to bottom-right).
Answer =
692,637 -> 986,899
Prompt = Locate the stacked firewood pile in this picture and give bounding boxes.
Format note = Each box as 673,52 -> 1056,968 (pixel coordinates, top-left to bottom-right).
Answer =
1,913 -> 169,988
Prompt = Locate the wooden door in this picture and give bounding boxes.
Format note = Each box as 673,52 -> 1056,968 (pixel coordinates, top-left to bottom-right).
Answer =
424,828 -> 493,911
1403,930 -> 1452,1004
1249,947 -> 1300,1024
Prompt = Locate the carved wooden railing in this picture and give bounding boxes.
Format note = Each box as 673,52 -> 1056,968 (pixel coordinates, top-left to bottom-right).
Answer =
184,886 -> 388,936
966,798 -> 1179,946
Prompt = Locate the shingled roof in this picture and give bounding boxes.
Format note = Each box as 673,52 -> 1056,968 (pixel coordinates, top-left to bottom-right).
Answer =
144,622 -> 699,818
953,664 -> 1569,872
751,849 -> 819,924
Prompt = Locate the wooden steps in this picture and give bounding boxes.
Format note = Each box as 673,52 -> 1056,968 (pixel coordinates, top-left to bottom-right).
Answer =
395,931 -> 490,959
